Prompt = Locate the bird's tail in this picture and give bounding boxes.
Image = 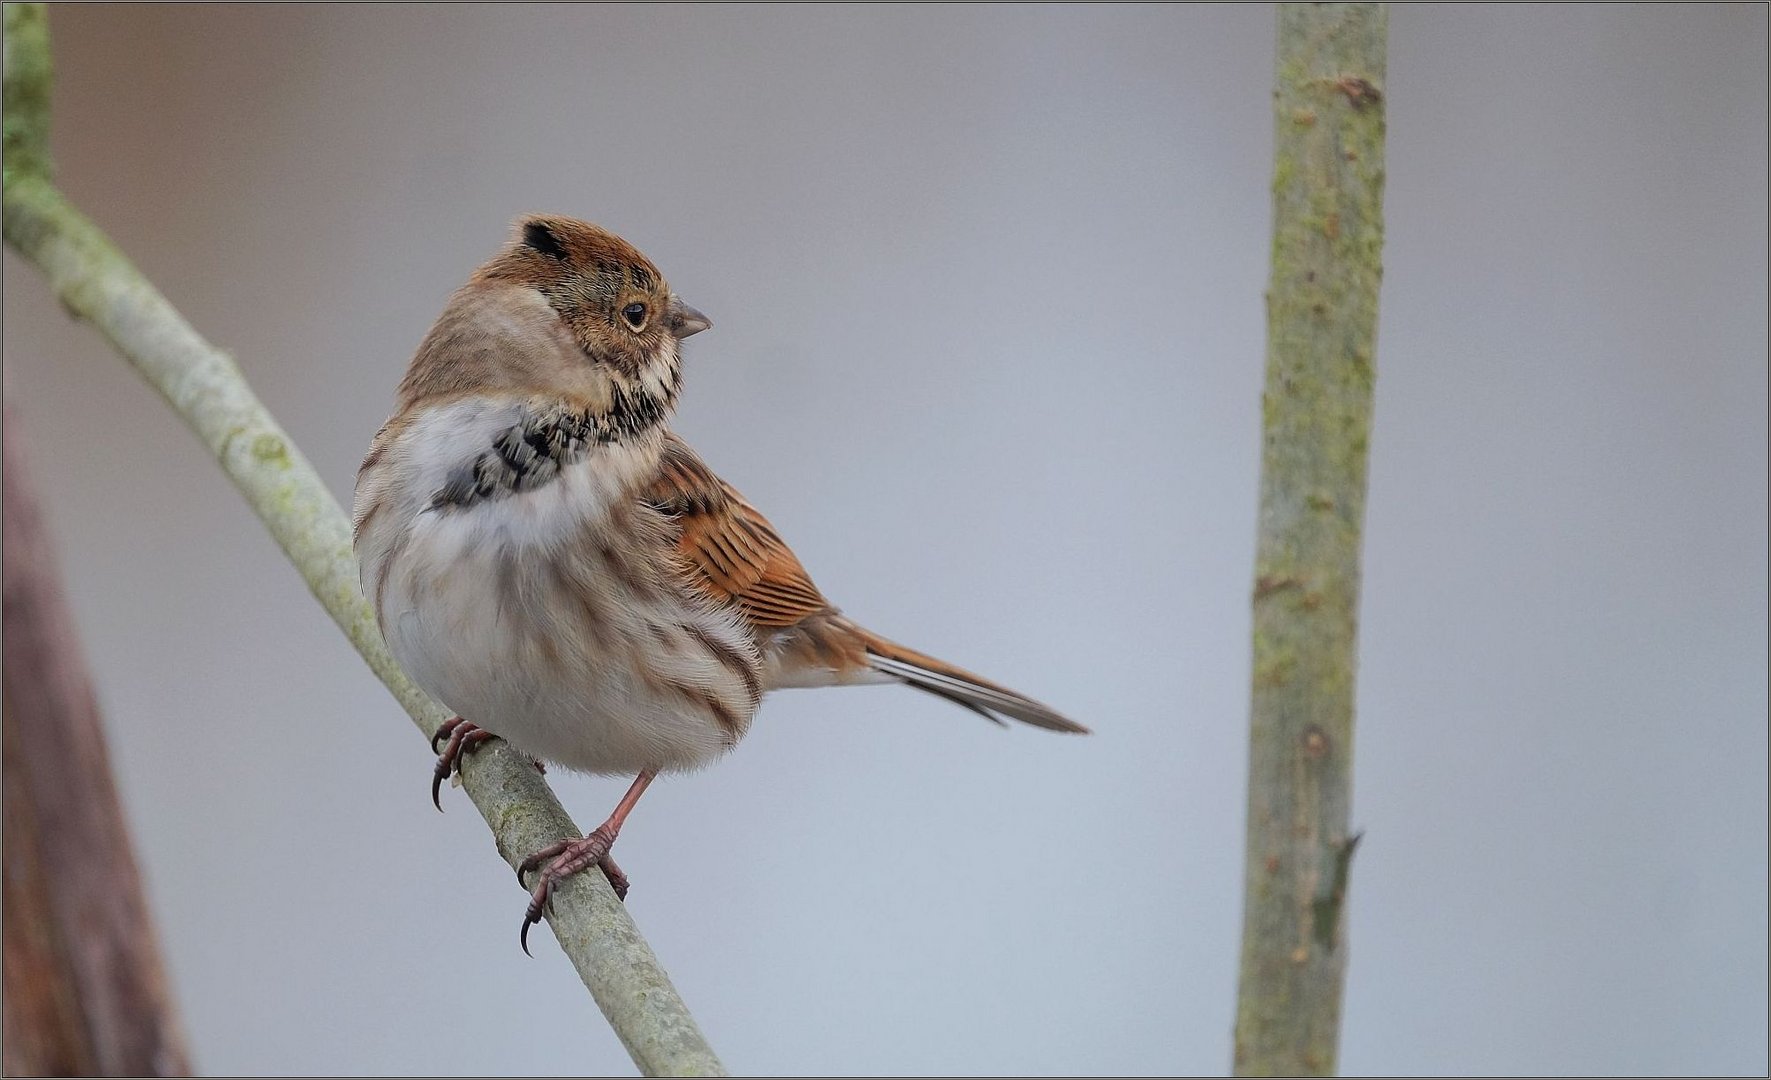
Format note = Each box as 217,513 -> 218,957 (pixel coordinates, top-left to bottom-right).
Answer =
855,627 -> 1090,735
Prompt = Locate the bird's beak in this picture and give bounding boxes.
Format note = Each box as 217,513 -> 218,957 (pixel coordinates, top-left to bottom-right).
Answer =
667,295 -> 712,339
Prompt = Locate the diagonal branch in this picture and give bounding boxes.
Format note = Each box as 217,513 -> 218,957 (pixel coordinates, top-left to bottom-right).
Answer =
1,5 -> 724,1075
1233,3 -> 1387,1076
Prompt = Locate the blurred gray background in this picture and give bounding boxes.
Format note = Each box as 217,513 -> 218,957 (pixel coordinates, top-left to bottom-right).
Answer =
3,4 -> 1765,1075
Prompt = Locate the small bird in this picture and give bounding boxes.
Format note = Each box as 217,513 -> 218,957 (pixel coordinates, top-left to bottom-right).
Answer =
354,215 -> 1086,951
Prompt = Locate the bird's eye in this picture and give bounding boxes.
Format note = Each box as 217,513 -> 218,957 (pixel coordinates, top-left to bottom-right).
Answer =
621,303 -> 647,330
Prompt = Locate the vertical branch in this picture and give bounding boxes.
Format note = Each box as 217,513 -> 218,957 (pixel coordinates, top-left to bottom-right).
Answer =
1,0 -> 51,183
2,412 -> 195,1077
1233,4 -> 1387,1076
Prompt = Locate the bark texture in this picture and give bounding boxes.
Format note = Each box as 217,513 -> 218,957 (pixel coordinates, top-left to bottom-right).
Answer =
1233,4 -> 1388,1076
2,413 -> 194,1077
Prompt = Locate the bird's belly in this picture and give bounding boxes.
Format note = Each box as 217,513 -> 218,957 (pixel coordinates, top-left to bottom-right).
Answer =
377,496 -> 761,776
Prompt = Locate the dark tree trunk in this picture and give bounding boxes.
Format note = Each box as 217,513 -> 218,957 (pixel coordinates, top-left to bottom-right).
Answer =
2,409 -> 193,1077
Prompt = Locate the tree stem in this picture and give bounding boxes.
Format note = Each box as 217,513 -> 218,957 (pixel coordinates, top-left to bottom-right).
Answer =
2,411 -> 195,1077
1233,5 -> 1387,1076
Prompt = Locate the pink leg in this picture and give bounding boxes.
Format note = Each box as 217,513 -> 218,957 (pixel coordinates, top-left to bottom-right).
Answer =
517,771 -> 656,955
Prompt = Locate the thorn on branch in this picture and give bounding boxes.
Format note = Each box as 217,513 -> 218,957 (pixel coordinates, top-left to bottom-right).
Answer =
1310,831 -> 1363,948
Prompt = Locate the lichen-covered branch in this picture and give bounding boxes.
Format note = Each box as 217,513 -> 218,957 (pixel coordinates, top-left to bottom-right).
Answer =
0,5 -> 724,1075
1233,4 -> 1387,1076
1,1 -> 51,184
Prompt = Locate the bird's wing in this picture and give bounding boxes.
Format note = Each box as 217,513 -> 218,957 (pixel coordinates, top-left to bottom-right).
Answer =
643,434 -> 832,630
642,437 -> 1088,731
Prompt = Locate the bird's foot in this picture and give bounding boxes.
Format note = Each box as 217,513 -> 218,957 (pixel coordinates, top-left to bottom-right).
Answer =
430,717 -> 495,810
516,827 -> 629,955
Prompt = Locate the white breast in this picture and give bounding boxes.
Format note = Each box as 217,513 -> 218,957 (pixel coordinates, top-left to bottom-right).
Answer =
354,398 -> 761,775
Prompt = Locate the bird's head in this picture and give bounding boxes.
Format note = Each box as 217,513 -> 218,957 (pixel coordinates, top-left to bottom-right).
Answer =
488,214 -> 709,378
399,214 -> 711,419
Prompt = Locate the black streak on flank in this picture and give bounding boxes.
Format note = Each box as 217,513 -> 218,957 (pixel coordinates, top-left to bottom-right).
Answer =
683,621 -> 762,705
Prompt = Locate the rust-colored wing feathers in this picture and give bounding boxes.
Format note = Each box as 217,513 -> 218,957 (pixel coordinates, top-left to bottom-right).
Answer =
643,435 -> 1088,734
645,435 -> 831,630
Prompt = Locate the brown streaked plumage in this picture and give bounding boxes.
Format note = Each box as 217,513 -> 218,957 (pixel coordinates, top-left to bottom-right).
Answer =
352,214 -> 1085,951
644,434 -> 830,629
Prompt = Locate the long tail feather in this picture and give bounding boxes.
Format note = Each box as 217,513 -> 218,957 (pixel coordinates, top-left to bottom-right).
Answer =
858,630 -> 1090,734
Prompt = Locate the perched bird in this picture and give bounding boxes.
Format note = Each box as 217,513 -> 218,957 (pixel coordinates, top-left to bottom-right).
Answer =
353,215 -> 1086,950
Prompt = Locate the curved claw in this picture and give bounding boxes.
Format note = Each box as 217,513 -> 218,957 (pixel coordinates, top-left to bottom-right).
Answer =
520,864 -> 559,957
431,759 -> 451,812
521,902 -> 541,957
600,856 -> 631,902
430,721 -> 494,811
431,725 -> 466,812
